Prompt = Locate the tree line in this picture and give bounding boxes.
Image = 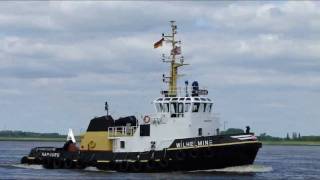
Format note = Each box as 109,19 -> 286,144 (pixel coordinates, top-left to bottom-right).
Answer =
0,130 -> 64,138
221,128 -> 320,141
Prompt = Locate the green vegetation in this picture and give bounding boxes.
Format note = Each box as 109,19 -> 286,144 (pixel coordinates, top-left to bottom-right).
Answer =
221,128 -> 320,146
0,130 -> 66,142
0,136 -> 66,142
0,130 -> 64,138
258,132 -> 320,146
261,140 -> 320,146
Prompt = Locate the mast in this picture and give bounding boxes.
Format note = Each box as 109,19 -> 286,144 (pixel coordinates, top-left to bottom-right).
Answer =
160,21 -> 188,97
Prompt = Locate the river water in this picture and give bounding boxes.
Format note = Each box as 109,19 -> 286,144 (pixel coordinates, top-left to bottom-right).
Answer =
0,141 -> 319,179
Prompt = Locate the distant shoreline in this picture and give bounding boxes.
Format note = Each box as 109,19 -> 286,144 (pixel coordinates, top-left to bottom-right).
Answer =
1,137 -> 320,146
261,140 -> 320,146
0,137 -> 81,142
0,137 -> 66,142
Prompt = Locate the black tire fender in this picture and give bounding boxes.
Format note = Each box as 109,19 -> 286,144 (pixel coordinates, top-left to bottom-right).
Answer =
130,161 -> 142,172
20,156 -> 28,164
76,159 -> 87,169
119,161 -> 128,172
204,148 -> 214,158
158,159 -> 169,169
52,158 -> 62,169
175,150 -> 186,161
43,158 -> 53,169
64,159 -> 74,169
145,160 -> 157,171
189,149 -> 199,159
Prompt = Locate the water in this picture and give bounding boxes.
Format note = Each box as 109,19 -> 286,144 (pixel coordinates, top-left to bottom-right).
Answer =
0,141 -> 319,180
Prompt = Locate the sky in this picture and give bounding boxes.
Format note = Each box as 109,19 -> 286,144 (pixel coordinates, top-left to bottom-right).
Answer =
0,1 -> 319,137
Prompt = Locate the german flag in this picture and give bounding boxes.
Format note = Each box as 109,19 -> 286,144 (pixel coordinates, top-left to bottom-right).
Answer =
154,38 -> 164,48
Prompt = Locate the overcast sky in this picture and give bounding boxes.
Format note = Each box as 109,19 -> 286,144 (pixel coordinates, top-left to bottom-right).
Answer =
0,1 -> 319,136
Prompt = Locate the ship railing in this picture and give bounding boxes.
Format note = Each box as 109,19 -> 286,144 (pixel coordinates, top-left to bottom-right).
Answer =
160,86 -> 208,97
108,126 -> 138,138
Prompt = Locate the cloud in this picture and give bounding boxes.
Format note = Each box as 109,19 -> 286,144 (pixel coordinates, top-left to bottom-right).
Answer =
0,1 -> 319,136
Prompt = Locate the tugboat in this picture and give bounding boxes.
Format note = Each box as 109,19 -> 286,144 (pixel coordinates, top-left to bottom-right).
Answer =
21,21 -> 262,172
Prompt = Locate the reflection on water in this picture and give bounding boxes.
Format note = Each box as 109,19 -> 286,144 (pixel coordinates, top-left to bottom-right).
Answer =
0,141 -> 319,180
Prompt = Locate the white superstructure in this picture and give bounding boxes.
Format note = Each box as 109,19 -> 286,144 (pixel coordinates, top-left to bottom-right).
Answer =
108,21 -> 220,153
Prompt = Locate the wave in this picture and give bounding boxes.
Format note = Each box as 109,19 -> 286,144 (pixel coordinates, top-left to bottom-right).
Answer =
189,164 -> 273,173
84,166 -> 116,173
11,164 -> 44,170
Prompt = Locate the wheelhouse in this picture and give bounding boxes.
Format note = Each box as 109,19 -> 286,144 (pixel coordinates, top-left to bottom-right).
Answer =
154,97 -> 213,118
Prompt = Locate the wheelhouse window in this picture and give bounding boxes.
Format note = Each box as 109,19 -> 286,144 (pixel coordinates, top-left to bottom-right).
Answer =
207,103 -> 213,112
155,103 -> 163,113
192,103 -> 200,112
178,103 -> 184,114
170,102 -> 177,114
185,103 -> 191,112
203,103 -> 207,112
163,103 -> 169,112
170,102 -> 178,117
199,103 -> 205,112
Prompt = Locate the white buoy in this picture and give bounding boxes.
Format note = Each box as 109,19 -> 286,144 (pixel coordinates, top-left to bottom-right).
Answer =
67,128 -> 76,143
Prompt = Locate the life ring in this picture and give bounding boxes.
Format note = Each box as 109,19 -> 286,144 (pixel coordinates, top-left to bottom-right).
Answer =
143,116 -> 151,123
88,140 -> 96,149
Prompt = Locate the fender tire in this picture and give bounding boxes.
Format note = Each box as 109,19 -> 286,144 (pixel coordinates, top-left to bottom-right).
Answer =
204,148 -> 214,158
43,158 -> 53,169
130,161 -> 142,172
53,158 -> 62,169
64,159 -> 74,169
158,159 -> 169,170
119,161 -> 129,172
20,156 -> 28,164
76,160 -> 87,169
175,151 -> 186,161
189,149 -> 199,159
96,162 -> 109,170
145,160 -> 157,171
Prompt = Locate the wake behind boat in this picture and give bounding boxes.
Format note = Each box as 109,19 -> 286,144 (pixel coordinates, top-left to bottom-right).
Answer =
21,21 -> 262,172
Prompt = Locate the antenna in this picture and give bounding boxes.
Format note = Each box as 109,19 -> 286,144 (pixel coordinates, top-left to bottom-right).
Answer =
157,21 -> 189,97
105,101 -> 109,116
